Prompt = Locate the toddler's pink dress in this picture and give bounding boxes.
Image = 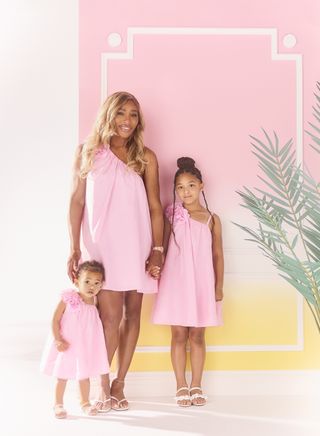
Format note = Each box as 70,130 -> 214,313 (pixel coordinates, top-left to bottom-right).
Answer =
40,290 -> 109,380
152,204 -> 222,327
81,145 -> 157,293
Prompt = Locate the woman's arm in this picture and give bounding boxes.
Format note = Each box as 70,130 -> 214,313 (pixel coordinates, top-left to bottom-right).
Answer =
52,300 -> 69,351
67,145 -> 86,281
163,216 -> 171,256
143,147 -> 164,272
212,214 -> 224,301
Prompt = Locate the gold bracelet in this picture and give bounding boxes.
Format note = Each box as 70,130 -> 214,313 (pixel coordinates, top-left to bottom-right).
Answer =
152,246 -> 164,253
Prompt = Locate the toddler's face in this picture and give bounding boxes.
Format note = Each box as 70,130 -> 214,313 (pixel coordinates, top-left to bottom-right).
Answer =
75,270 -> 103,298
175,173 -> 203,205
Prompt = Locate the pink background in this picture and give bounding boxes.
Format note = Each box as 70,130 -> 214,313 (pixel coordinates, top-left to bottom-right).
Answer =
79,0 -> 320,216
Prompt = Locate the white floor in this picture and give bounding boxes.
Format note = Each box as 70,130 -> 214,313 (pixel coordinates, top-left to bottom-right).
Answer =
1,356 -> 319,436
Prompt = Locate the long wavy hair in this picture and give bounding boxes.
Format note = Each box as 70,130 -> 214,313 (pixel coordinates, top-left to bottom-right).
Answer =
80,91 -> 147,178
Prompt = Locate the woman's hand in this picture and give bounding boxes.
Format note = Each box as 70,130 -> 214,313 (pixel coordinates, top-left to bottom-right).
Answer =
67,249 -> 81,282
146,250 -> 163,279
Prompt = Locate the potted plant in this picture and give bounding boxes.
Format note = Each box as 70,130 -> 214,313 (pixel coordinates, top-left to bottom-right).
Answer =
235,83 -> 320,332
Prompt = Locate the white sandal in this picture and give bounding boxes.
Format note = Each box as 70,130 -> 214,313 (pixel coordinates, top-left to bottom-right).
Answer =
93,398 -> 111,413
81,402 -> 99,416
174,386 -> 191,407
189,387 -> 208,406
54,404 -> 67,419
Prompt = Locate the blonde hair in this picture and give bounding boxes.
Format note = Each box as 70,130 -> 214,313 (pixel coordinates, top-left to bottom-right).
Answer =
80,91 -> 147,178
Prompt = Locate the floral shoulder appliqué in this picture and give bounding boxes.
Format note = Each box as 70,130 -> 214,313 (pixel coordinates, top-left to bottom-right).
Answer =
61,290 -> 82,310
165,203 -> 189,224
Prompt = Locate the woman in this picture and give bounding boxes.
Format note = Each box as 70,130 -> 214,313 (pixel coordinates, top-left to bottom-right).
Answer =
67,91 -> 163,410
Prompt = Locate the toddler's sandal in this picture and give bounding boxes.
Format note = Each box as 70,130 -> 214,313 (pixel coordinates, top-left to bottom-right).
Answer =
93,398 -> 111,413
54,404 -> 67,419
81,402 -> 99,416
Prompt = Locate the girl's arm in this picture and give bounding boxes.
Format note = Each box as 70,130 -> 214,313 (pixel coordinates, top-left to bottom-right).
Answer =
143,148 -> 164,273
212,214 -> 224,301
52,301 -> 69,351
67,145 -> 87,281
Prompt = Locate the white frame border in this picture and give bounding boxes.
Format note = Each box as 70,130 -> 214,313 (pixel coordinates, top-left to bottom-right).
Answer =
101,27 -> 304,353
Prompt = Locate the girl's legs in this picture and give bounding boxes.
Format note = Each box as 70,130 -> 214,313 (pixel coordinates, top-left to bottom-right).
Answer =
171,326 -> 190,406
111,291 -> 143,408
189,327 -> 206,405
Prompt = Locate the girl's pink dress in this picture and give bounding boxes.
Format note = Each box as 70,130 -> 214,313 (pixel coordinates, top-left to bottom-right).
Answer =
40,290 -> 109,380
152,204 -> 222,327
81,146 -> 157,293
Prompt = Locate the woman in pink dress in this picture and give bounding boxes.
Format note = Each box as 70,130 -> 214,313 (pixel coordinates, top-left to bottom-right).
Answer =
67,92 -> 163,410
153,157 -> 224,407
41,261 -> 109,418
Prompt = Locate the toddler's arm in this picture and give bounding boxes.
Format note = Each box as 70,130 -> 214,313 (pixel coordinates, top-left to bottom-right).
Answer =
212,214 -> 224,301
52,300 -> 70,351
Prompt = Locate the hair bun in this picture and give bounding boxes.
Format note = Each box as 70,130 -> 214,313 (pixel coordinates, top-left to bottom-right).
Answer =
177,157 -> 195,170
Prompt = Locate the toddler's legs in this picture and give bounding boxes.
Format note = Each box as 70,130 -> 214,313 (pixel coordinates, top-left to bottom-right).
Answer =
54,378 -> 67,418
79,378 -> 98,416
189,327 -> 207,405
171,326 -> 190,406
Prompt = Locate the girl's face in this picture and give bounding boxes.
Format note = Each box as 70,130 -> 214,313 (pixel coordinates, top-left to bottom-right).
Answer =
114,100 -> 139,139
75,270 -> 103,299
175,173 -> 203,206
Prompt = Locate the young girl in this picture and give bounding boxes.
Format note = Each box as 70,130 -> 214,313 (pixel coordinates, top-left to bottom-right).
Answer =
40,261 -> 110,418
68,91 -> 163,410
152,157 -> 224,407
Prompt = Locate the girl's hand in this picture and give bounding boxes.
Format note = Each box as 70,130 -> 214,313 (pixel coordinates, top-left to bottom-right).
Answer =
215,288 -> 224,301
67,249 -> 81,282
146,250 -> 163,279
54,339 -> 69,352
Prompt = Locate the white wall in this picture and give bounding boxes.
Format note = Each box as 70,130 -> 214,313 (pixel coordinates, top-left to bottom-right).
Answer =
0,0 -> 78,322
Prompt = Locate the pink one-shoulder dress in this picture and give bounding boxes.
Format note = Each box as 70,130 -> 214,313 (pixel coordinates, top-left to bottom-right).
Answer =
40,290 -> 109,380
152,203 -> 222,327
81,146 -> 157,293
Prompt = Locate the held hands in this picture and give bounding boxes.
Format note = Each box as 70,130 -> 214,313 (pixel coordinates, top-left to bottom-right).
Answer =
146,249 -> 164,280
54,338 -> 70,352
67,249 -> 81,282
215,288 -> 224,302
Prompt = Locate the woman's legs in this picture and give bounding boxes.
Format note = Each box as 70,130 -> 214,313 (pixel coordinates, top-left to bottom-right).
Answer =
98,290 -> 123,400
189,327 -> 206,405
171,326 -> 190,406
111,291 -> 143,408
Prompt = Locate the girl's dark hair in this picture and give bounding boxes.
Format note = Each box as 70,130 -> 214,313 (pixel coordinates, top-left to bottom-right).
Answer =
171,157 -> 214,233
76,260 -> 105,281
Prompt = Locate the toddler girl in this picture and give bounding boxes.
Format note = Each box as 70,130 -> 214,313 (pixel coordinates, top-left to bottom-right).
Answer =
40,261 -> 110,418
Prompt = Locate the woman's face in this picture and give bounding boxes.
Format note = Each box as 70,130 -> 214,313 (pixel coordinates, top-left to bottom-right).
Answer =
114,100 -> 139,139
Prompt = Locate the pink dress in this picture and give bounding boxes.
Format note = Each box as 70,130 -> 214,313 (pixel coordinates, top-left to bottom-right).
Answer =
81,145 -> 157,293
152,204 -> 222,327
40,290 -> 109,380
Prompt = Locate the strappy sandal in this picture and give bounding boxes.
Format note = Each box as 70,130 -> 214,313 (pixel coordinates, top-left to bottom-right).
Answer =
54,404 -> 67,419
174,386 -> 191,407
189,387 -> 208,406
93,398 -> 112,413
111,379 -> 129,411
81,402 -> 99,416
